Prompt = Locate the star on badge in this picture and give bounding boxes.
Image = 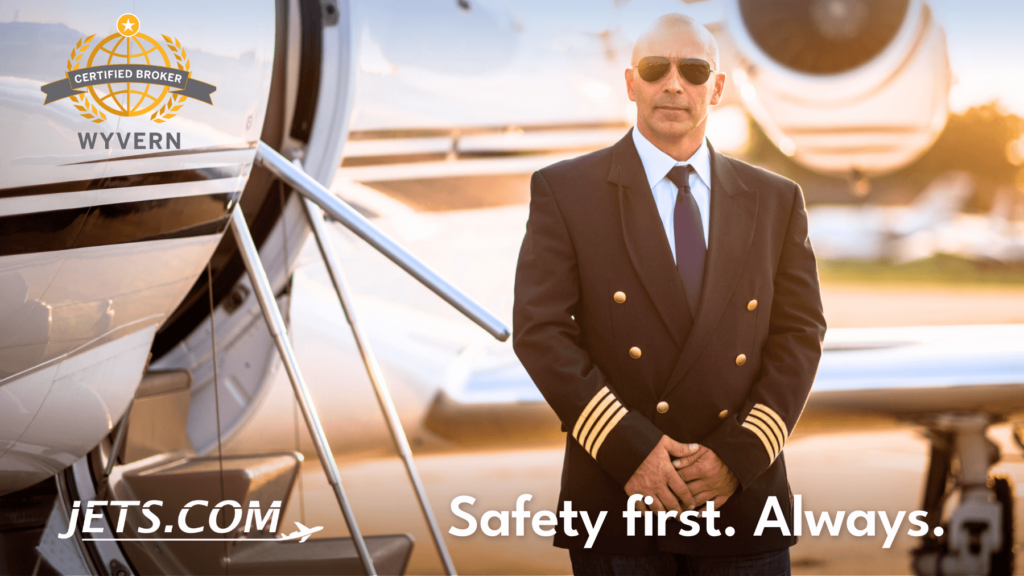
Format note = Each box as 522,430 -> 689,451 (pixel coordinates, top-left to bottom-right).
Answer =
117,14 -> 140,38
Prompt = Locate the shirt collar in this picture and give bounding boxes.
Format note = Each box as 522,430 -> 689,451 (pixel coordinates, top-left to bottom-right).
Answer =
631,127 -> 712,192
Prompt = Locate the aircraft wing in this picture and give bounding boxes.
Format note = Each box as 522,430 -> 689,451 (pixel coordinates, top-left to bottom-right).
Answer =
424,324 -> 1024,444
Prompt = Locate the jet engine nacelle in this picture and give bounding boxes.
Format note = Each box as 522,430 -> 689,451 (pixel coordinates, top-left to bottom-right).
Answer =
722,0 -> 950,176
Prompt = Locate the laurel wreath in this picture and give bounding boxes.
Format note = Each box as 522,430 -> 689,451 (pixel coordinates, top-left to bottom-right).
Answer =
67,35 -> 106,123
152,35 -> 189,123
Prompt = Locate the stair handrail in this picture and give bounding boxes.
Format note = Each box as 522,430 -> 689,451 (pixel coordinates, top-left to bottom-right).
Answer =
254,141 -> 511,342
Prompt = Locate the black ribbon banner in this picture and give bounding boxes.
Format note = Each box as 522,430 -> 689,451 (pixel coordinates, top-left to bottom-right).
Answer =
41,64 -> 217,105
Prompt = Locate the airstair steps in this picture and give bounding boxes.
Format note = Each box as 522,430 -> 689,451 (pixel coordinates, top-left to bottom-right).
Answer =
115,452 -> 416,575
120,453 -> 302,535
225,534 -> 414,576
119,369 -> 193,465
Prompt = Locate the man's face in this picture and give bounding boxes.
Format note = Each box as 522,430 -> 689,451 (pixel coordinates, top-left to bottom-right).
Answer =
626,30 -> 725,141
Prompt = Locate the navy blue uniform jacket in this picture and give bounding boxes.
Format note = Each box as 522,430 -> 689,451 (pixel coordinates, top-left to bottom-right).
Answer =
512,130 -> 826,555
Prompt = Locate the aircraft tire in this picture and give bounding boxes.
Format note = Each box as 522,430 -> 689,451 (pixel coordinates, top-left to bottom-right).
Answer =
990,475 -> 1015,576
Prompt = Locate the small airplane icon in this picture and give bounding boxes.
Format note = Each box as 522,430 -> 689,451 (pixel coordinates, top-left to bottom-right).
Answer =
278,521 -> 324,543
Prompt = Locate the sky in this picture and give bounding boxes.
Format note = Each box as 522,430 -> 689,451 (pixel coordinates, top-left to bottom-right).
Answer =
0,0 -> 272,60
3,0 -> 1022,119
931,0 -> 1024,116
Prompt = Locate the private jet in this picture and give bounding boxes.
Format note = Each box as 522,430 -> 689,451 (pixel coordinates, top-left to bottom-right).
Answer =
807,171 -> 974,262
808,173 -> 1024,263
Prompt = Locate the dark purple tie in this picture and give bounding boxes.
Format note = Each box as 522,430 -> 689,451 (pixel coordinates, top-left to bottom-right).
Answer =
667,165 -> 705,316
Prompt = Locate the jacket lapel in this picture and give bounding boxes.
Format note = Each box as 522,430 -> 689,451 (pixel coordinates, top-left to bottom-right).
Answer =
662,143 -> 759,395
608,131 -> 691,348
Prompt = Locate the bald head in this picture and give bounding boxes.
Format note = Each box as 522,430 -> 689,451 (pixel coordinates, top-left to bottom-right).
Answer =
631,14 -> 719,70
625,13 -> 725,160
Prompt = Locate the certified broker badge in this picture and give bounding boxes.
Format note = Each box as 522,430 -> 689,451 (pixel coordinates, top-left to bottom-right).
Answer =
41,14 -> 217,123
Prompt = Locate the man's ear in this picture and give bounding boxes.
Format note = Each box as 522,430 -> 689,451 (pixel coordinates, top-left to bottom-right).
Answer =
709,71 -> 726,106
625,68 -> 638,102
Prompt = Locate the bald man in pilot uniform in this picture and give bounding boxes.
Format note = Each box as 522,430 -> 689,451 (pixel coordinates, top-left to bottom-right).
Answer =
512,14 -> 826,576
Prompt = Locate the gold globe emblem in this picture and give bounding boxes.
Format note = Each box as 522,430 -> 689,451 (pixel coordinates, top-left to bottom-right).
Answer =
86,16 -> 171,118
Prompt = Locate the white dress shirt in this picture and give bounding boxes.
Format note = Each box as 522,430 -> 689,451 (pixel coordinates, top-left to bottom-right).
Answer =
631,128 -> 712,262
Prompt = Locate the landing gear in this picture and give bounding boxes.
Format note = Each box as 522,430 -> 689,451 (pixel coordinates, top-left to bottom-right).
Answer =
991,476 -> 1016,576
912,414 -> 1016,576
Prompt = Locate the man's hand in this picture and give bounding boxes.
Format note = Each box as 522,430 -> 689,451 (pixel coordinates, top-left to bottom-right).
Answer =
673,447 -> 739,509
624,435 -> 702,513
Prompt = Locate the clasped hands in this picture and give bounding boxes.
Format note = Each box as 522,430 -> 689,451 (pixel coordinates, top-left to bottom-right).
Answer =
624,435 -> 738,514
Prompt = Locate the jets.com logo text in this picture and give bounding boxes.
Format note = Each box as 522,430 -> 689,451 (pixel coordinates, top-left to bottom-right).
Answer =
60,500 -> 323,543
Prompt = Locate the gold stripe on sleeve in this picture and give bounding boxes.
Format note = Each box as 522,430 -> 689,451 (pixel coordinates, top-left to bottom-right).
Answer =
745,407 -> 782,448
742,421 -> 778,462
754,403 -> 789,444
578,395 -> 617,447
572,386 -> 609,440
584,400 -> 622,453
590,407 -> 629,459
746,413 -> 781,456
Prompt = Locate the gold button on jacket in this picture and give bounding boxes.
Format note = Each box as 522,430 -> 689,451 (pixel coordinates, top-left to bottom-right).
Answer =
718,409 -> 729,419
509,133 -> 828,553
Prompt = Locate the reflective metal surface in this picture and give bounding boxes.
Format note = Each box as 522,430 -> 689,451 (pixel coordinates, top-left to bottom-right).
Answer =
256,141 -> 511,342
229,207 -> 378,576
303,196 -> 457,575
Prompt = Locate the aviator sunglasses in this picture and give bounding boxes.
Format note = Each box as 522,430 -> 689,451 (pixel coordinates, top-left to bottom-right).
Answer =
635,57 -> 714,85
